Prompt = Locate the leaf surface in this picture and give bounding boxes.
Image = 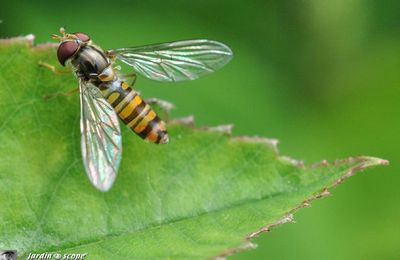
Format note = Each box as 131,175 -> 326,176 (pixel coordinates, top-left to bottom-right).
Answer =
0,40 -> 388,259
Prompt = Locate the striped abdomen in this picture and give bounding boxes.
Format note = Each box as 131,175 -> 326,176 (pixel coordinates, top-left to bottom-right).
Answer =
98,79 -> 169,144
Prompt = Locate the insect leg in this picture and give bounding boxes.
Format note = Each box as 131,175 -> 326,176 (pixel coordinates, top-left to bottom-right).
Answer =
121,72 -> 137,86
145,98 -> 175,121
38,61 -> 71,74
43,87 -> 79,100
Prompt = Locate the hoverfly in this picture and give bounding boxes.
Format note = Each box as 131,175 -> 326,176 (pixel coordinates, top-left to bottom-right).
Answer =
51,28 -> 233,191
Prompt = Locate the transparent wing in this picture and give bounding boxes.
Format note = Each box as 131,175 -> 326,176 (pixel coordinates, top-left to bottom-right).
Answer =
79,80 -> 122,191
109,39 -> 233,82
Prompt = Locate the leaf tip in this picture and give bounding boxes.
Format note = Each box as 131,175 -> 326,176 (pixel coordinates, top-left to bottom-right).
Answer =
214,155 -> 388,259
335,156 -> 389,177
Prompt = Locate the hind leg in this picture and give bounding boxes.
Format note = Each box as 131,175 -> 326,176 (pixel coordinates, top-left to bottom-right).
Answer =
145,98 -> 175,122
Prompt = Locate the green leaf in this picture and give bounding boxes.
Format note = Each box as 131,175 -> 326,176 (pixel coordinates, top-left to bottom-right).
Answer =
0,37 -> 388,259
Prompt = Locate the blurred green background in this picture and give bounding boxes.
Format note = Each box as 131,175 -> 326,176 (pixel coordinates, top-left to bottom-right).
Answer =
0,0 -> 399,259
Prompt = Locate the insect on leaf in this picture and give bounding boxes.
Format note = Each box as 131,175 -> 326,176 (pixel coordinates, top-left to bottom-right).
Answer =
0,39 -> 388,259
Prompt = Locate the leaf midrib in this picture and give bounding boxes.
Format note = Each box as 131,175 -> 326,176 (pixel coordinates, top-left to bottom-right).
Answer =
26,188 -> 295,255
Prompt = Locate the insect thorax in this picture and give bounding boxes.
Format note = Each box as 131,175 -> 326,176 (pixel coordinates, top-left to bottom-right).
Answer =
70,45 -> 110,81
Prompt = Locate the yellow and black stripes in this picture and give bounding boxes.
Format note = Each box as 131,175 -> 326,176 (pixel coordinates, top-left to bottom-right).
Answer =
98,80 -> 168,144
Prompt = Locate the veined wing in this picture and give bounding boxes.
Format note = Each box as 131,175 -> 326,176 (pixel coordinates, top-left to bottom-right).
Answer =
109,39 -> 233,82
79,80 -> 122,191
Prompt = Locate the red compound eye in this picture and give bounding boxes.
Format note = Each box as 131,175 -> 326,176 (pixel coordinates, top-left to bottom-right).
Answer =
74,32 -> 90,42
57,41 -> 79,66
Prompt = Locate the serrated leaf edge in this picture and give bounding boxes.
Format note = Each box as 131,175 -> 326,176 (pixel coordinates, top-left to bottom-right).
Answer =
215,156 -> 389,259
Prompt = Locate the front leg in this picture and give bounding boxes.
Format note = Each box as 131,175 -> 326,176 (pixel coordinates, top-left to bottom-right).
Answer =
38,61 -> 71,74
